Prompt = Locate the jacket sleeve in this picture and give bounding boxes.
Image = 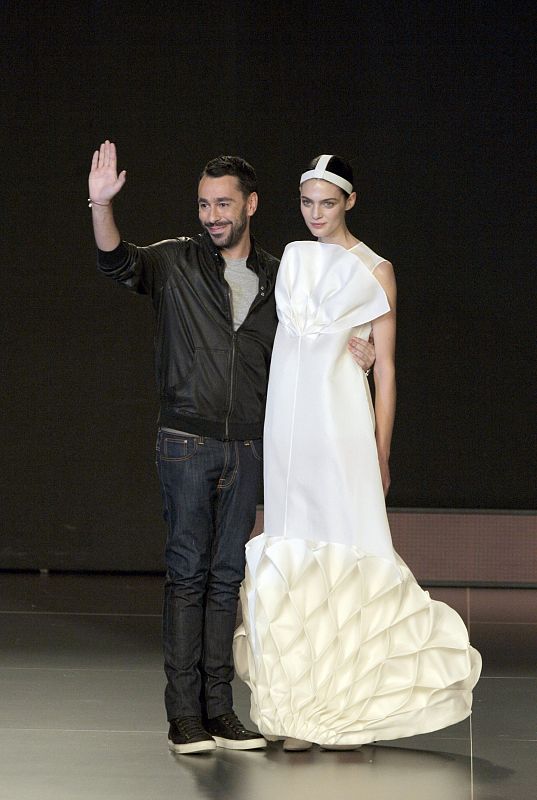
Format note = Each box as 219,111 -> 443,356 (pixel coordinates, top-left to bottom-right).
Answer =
97,239 -> 180,298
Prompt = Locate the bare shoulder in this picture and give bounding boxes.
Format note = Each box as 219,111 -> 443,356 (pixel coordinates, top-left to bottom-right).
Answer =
375,260 -> 395,279
375,260 -> 396,289
374,260 -> 397,308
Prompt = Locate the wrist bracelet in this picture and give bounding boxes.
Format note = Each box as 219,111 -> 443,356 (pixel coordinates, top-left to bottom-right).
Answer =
88,198 -> 111,208
364,368 -> 371,377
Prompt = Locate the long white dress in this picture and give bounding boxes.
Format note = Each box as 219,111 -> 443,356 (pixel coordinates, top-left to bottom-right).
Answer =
234,240 -> 481,746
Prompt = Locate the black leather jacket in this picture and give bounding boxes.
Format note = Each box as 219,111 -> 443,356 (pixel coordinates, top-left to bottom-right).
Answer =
98,232 -> 279,440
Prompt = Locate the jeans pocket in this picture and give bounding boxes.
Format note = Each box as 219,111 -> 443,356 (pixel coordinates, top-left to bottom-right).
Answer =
161,432 -> 199,462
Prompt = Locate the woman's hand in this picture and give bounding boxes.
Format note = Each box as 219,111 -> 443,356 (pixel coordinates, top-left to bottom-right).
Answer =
88,140 -> 127,205
348,333 -> 375,373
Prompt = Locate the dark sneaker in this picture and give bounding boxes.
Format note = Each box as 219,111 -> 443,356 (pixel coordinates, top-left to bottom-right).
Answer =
168,716 -> 216,754
204,711 -> 267,750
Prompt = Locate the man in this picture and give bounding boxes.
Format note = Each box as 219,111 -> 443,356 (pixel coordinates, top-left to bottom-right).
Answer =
88,141 -> 374,754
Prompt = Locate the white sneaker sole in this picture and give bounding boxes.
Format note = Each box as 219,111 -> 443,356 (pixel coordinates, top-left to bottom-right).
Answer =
212,735 -> 267,750
168,738 -> 216,754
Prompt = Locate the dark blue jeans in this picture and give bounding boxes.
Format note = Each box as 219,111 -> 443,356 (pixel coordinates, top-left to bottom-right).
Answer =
156,428 -> 262,721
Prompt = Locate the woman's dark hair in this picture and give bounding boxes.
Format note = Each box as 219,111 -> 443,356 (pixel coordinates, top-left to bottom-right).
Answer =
308,155 -> 354,198
200,156 -> 257,198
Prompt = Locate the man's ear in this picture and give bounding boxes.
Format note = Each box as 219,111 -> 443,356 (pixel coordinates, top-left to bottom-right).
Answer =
247,192 -> 258,217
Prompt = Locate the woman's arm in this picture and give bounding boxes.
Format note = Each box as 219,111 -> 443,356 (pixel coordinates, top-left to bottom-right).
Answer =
371,261 -> 397,496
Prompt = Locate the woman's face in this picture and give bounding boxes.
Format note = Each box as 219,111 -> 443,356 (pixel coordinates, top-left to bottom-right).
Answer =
300,179 -> 355,242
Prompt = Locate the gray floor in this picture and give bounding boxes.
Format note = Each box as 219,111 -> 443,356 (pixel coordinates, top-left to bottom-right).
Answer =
0,574 -> 535,800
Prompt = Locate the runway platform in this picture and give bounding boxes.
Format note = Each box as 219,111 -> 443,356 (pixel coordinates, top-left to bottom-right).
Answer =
0,572 -> 535,800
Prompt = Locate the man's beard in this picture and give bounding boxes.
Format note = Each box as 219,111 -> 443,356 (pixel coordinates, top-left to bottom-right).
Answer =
206,209 -> 248,250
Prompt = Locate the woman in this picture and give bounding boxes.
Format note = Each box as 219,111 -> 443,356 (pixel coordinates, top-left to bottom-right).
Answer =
234,155 -> 481,750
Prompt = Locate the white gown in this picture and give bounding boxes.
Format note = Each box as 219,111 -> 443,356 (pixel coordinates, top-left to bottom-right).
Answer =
234,240 -> 481,746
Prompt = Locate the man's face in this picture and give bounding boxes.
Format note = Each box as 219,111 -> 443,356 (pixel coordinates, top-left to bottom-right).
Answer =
198,175 -> 256,251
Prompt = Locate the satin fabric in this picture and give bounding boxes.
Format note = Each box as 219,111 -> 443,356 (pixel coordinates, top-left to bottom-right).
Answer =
234,240 -> 481,745
264,241 -> 393,559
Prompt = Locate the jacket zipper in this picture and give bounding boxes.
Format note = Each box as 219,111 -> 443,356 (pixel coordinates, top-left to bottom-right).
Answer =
219,248 -> 269,439
225,281 -> 236,440
225,332 -> 237,439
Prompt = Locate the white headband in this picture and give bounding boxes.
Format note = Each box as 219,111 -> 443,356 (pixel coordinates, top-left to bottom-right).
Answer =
300,154 -> 353,194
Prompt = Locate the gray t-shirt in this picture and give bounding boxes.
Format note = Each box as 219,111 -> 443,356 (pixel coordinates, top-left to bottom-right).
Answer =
224,257 -> 259,330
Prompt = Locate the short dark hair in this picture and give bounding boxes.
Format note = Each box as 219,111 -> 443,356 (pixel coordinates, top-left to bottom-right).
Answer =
200,156 -> 257,198
308,154 -> 354,198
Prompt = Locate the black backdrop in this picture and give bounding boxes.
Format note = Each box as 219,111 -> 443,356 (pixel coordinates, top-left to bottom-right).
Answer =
2,0 -> 535,570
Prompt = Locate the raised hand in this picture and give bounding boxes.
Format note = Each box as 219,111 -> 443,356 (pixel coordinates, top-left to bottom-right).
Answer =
88,140 -> 127,205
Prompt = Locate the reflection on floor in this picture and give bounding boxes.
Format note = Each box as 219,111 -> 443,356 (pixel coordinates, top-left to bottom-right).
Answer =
0,573 -> 535,800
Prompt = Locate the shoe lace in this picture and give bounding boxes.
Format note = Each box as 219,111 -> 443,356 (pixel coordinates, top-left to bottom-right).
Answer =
217,711 -> 245,733
177,716 -> 205,738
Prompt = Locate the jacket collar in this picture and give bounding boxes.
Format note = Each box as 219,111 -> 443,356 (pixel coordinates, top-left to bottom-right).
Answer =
200,230 -> 260,271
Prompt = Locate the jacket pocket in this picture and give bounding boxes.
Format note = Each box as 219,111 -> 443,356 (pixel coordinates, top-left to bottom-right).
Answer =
231,344 -> 268,423
168,347 -> 230,418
